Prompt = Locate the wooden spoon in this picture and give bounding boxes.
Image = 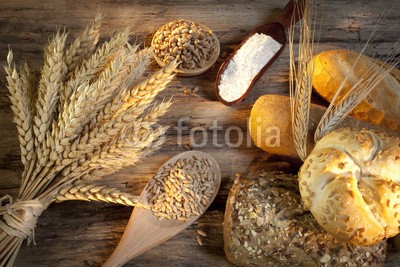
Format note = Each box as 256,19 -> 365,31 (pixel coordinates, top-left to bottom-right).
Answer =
215,0 -> 305,105
103,151 -> 221,267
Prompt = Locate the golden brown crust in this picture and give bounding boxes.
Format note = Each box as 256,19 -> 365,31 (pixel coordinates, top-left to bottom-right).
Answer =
299,128 -> 400,246
224,171 -> 387,266
312,49 -> 400,132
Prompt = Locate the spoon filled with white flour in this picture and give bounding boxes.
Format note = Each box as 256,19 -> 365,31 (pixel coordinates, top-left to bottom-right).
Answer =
216,0 -> 305,105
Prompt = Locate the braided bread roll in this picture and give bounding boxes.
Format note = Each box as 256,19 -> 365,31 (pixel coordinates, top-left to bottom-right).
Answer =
299,128 -> 400,246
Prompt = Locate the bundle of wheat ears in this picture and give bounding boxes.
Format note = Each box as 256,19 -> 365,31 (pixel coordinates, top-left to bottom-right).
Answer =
0,13 -> 177,265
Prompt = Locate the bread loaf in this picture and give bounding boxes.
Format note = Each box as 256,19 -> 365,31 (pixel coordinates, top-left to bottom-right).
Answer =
299,128 -> 400,246
312,49 -> 400,132
224,171 -> 386,266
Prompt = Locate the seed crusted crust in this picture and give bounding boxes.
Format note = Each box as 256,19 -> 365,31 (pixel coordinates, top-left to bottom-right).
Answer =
223,171 -> 386,266
299,128 -> 400,246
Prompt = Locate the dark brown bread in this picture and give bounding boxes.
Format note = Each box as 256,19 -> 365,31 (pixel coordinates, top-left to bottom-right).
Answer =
223,171 -> 387,266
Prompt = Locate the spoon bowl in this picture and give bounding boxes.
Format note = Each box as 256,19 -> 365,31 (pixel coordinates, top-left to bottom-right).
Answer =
103,151 -> 221,267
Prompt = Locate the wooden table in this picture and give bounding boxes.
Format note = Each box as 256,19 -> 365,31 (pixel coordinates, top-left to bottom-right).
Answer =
0,0 -> 399,266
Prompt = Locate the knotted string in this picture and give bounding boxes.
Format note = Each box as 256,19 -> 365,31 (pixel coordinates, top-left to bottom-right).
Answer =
0,195 -> 44,245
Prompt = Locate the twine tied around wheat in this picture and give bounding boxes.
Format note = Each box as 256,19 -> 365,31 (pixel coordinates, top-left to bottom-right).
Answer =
0,196 -> 43,245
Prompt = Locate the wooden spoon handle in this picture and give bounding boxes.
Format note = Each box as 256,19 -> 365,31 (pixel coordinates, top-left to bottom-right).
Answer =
279,0 -> 306,29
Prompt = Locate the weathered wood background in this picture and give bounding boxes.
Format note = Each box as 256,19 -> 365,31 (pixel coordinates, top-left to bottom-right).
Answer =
0,0 -> 399,266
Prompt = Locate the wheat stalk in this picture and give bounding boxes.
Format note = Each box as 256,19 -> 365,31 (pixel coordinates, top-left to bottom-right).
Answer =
289,0 -> 317,161
54,183 -> 149,208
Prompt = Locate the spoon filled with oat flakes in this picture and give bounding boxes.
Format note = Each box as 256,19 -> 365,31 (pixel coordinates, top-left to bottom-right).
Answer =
103,151 -> 221,267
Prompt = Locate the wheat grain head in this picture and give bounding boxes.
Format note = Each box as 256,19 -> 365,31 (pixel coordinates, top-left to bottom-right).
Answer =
65,13 -> 102,76
54,183 -> 148,208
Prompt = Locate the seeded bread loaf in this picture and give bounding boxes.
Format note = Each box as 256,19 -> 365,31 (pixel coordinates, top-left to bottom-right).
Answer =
223,171 -> 386,266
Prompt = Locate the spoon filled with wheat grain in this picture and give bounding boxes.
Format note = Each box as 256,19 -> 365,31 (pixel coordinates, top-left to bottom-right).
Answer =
103,151 -> 221,267
215,0 -> 306,105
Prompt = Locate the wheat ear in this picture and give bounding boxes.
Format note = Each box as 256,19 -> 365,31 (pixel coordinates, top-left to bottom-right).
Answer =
115,59 -> 179,116
82,126 -> 167,179
32,31 -> 67,165
77,101 -> 173,181
62,28 -> 130,102
65,13 -> 102,76
85,47 -> 153,130
289,0 -> 316,161
54,183 -> 149,208
125,47 -> 153,87
4,53 -> 37,200
19,32 -> 68,199
4,52 -> 34,169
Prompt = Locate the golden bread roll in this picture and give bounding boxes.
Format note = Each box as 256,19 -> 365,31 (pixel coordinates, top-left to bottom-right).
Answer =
312,49 -> 400,132
299,128 -> 400,246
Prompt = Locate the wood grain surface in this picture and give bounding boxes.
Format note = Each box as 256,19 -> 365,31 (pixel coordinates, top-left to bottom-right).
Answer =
0,0 -> 399,266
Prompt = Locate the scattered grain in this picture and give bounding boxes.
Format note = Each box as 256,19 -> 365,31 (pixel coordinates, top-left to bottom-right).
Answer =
197,229 -> 207,237
197,235 -> 203,246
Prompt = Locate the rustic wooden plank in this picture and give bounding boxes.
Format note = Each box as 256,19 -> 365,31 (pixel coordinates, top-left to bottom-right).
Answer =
0,0 -> 399,266
14,201 -> 231,267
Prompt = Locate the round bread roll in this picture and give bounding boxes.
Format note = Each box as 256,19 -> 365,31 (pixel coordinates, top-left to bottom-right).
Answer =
299,128 -> 400,246
224,171 -> 387,266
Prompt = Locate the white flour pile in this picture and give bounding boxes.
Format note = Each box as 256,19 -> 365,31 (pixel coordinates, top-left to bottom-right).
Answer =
218,33 -> 282,103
